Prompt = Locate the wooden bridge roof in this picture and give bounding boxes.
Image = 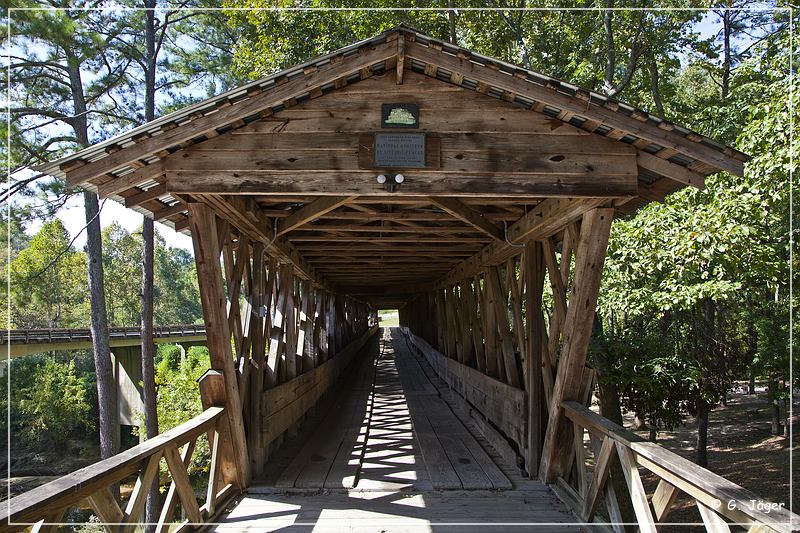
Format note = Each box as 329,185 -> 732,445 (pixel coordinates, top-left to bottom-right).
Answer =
38,26 -> 748,307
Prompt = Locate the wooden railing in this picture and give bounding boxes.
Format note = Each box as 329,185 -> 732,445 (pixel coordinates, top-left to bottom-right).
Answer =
1,370 -> 240,533
559,401 -> 798,533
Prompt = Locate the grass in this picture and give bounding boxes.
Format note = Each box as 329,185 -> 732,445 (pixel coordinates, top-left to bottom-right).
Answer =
378,309 -> 399,327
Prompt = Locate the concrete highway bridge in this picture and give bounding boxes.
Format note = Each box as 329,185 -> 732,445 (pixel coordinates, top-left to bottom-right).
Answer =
3,325 -> 207,427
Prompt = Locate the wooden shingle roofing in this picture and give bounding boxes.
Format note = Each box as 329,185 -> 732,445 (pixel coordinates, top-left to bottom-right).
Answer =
36,25 -> 748,234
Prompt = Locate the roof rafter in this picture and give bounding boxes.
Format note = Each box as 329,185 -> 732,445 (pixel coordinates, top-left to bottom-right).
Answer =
637,152 -> 706,189
440,197 -> 609,286
277,196 -> 358,236
426,197 -> 505,242
197,194 -> 326,288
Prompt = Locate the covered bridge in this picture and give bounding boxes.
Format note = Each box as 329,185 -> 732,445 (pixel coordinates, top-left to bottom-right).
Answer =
8,26 -> 795,532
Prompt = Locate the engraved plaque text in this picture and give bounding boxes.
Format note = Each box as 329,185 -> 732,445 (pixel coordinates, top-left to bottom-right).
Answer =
374,133 -> 426,168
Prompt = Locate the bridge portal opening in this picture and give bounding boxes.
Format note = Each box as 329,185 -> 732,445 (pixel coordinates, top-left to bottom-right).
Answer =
377,309 -> 400,327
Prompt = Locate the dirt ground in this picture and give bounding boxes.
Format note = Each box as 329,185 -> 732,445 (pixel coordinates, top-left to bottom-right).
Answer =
617,384 -> 797,527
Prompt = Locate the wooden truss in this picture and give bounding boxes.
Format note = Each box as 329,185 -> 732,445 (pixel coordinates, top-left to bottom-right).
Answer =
188,203 -> 375,477
400,207 -> 613,481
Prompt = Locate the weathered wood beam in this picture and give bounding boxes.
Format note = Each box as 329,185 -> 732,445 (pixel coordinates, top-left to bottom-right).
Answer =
291,236 -> 489,244
439,198 -> 609,286
165,171 -> 637,198
187,203 -> 251,488
197,194 -> 323,287
124,183 -> 167,208
169,132 -> 621,154
64,39 -> 398,187
427,196 -> 504,242
97,162 -> 165,198
637,152 -> 706,189
152,201 -> 187,222
277,196 -> 359,236
396,33 -> 405,84
539,208 -> 614,483
314,211 -> 521,222
289,225 -> 488,234
405,41 -> 743,176
524,240 -> 545,478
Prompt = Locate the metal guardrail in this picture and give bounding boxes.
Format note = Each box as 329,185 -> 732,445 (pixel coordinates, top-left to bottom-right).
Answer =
1,324 -> 206,346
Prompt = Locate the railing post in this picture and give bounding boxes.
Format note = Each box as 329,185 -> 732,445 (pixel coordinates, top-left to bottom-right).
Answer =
199,369 -> 244,491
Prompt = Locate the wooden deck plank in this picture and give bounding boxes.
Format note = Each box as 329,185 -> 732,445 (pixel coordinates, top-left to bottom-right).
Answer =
393,331 -> 512,490
398,356 -> 493,489
323,354 -> 377,488
403,337 -> 514,490
356,334 -> 431,490
275,350 -> 376,488
231,329 -> 582,530
216,490 -> 585,532
392,345 -> 463,489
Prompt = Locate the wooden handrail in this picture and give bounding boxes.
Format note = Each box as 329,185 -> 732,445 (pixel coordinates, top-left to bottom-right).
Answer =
1,406 -> 225,530
562,401 -> 798,533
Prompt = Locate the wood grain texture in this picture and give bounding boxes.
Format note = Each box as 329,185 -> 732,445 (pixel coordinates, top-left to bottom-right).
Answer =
403,329 -> 526,452
539,208 -> 613,483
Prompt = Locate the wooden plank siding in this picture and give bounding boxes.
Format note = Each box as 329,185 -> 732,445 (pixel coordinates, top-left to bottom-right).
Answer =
403,328 -> 527,453
165,71 -> 638,198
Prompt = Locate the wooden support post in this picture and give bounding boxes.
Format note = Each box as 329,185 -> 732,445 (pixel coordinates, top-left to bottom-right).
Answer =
524,240 -> 545,477
486,266 -> 521,388
539,208 -> 613,483
199,369 -> 242,490
189,203 -> 251,488
266,265 -> 290,387
282,265 -> 298,380
248,242 -> 266,475
315,291 -> 327,363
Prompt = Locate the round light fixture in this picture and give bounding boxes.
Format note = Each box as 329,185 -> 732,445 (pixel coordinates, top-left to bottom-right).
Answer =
394,174 -> 405,183
376,174 -> 387,184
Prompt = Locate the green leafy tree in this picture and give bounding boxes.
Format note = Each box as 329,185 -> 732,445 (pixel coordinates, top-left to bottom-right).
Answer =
17,359 -> 95,445
154,233 -> 203,324
8,219 -> 88,328
102,223 -> 143,327
154,345 -> 212,472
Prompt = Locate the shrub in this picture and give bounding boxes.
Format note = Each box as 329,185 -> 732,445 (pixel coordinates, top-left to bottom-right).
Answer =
17,359 -> 95,445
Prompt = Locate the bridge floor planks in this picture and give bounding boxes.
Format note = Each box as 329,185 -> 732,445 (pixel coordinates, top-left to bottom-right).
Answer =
231,328 -> 584,531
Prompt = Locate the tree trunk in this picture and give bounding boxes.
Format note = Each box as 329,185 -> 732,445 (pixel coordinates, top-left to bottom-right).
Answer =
783,392 -> 789,438
648,59 -> 665,119
69,53 -> 118,478
447,0 -> 456,45
696,398 -> 709,468
141,217 -> 158,530
769,374 -> 783,435
747,318 -> 757,394
648,417 -> 657,442
697,297 -> 715,467
85,191 -> 118,464
721,8 -> 731,100
142,1 -> 159,529
592,315 -> 635,529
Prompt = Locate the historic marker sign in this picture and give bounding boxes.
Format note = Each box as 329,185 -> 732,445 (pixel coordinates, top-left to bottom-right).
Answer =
374,133 -> 426,168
